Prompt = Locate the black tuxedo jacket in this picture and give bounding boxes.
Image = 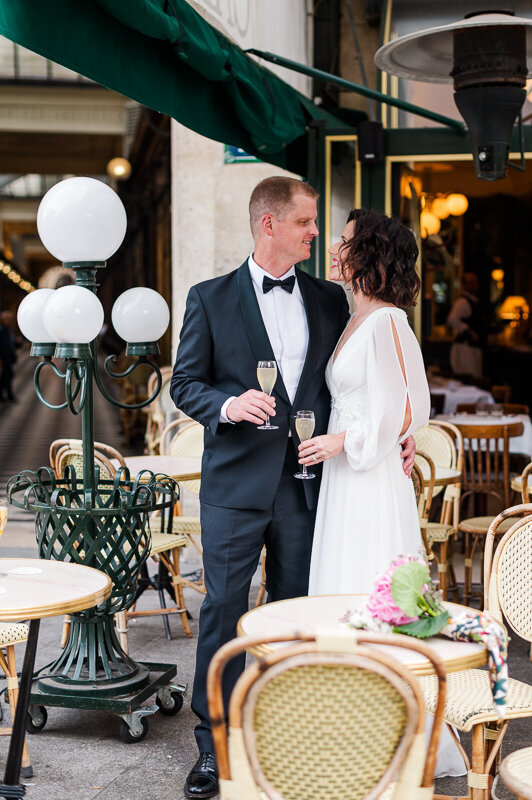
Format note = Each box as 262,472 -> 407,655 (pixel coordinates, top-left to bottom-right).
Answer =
170,261 -> 350,511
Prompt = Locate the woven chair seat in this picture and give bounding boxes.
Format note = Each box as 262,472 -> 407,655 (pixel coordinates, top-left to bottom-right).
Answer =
419,670 -> 532,731
149,531 -> 188,556
499,746 -> 532,799
458,516 -> 515,535
0,622 -> 29,646
171,516 -> 201,535
425,523 -> 456,544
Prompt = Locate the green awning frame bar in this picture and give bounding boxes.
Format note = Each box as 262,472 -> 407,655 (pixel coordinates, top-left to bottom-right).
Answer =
246,49 -> 467,136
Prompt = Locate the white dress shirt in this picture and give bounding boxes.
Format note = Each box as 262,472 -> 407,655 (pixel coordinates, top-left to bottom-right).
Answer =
220,254 -> 309,423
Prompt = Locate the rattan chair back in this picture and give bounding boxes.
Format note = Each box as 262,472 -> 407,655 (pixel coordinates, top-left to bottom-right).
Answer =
458,421 -> 524,512
50,438 -> 126,477
483,504 -> 532,642
414,422 -> 462,510
166,422 -> 203,495
520,461 -> 532,503
208,630 -> 446,800
160,417 -> 196,455
56,447 -> 117,481
412,451 -> 435,560
144,365 -> 173,454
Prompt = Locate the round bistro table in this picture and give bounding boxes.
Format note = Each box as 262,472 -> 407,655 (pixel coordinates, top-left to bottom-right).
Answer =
238,594 -> 487,675
112,455 -> 201,483
0,558 -> 111,799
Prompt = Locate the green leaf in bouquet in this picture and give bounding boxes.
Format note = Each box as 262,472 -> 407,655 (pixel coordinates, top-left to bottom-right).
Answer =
393,610 -> 450,639
391,561 -> 430,617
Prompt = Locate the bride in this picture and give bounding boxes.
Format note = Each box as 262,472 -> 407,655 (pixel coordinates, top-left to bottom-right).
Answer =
300,209 -> 430,594
299,209 -> 465,779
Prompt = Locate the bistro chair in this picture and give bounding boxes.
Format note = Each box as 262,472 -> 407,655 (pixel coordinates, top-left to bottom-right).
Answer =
413,421 -> 464,598
493,746 -> 532,800
491,385 -> 512,404
207,629 -> 447,800
456,403 -> 530,415
144,366 -> 176,455
456,420 -> 524,603
419,504 -> 532,800
52,442 -> 191,651
517,459 -> 532,504
50,438 -> 127,478
161,421 -> 206,596
411,451 -> 436,563
0,623 -> 32,777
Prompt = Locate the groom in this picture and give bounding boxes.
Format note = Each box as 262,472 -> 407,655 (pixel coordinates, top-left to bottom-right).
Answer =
171,177 -> 414,799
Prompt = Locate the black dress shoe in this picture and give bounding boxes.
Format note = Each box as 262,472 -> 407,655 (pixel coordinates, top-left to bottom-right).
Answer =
184,752 -> 218,798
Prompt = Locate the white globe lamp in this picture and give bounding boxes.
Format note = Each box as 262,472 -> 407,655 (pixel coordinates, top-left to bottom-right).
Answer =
37,177 -> 127,264
112,288 -> 170,355
43,285 -> 104,358
17,288 -> 56,356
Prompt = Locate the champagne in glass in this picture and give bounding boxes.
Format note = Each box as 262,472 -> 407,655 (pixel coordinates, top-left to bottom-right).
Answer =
257,361 -> 279,430
294,410 -> 316,480
0,505 -> 7,539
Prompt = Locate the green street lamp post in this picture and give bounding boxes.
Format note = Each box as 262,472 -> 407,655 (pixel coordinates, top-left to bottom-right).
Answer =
7,177 -> 184,743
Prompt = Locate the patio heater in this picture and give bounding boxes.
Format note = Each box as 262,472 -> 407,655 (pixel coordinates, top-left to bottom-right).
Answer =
375,11 -> 532,180
7,177 -> 183,742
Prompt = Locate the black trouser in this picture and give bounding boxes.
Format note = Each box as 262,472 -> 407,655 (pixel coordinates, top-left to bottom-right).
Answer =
191,445 -> 316,752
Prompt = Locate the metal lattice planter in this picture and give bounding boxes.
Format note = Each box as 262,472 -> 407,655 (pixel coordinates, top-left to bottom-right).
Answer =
7,466 -> 178,699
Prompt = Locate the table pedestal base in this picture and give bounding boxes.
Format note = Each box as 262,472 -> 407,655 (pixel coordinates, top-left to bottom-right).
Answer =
29,662 -> 180,732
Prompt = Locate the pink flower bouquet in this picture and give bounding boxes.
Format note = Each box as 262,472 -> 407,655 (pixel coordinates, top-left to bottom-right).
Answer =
345,555 -> 450,638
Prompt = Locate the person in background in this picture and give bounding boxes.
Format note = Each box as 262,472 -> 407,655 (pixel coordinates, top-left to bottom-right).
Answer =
0,310 -> 18,403
447,272 -> 483,378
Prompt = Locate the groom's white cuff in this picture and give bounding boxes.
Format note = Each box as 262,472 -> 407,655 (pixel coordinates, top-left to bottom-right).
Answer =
219,396 -> 237,424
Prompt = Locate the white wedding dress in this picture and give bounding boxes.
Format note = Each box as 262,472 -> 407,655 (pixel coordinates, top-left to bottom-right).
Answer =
309,306 -> 430,595
308,306 -> 466,778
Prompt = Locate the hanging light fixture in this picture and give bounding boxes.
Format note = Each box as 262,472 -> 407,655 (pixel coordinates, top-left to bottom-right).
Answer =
420,209 -> 441,237
375,11 -> 532,180
446,193 -> 469,216
431,197 -> 450,219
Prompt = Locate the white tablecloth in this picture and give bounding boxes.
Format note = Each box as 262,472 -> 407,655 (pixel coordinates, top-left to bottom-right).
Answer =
429,380 -> 493,415
438,414 -> 532,458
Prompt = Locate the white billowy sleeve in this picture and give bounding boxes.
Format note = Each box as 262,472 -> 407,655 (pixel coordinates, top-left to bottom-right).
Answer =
344,312 -> 430,471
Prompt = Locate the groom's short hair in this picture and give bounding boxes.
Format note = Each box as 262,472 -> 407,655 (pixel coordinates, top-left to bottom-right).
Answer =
249,177 -> 318,236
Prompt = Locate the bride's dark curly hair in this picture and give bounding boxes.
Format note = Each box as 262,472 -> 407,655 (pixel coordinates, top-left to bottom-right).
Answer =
340,209 -> 420,307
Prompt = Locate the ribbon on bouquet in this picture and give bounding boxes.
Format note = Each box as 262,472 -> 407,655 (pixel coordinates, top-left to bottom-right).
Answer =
441,609 -> 508,716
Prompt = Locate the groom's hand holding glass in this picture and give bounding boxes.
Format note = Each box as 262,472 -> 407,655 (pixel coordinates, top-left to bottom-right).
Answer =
226,390 -> 276,425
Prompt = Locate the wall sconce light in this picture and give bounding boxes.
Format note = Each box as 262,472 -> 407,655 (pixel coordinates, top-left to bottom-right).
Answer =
375,11 -> 532,180
498,295 -> 530,324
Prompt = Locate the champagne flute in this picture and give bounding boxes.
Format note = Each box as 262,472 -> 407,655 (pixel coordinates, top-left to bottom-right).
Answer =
0,504 -> 7,539
294,410 -> 316,480
256,360 -> 279,430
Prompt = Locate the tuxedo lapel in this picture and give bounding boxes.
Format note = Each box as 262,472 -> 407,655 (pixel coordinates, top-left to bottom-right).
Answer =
292,268 -> 322,411
237,264 -> 290,404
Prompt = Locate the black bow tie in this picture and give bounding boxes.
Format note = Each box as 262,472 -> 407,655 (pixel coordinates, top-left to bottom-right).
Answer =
262,275 -> 296,294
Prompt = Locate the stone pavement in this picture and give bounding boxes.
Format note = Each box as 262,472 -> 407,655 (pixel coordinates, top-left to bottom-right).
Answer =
0,349 -> 530,800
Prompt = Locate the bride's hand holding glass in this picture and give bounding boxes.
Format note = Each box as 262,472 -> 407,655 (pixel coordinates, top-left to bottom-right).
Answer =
298,432 -> 346,465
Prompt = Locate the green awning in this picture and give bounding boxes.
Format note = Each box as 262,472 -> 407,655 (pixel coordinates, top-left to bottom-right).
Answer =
0,0 -> 356,172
